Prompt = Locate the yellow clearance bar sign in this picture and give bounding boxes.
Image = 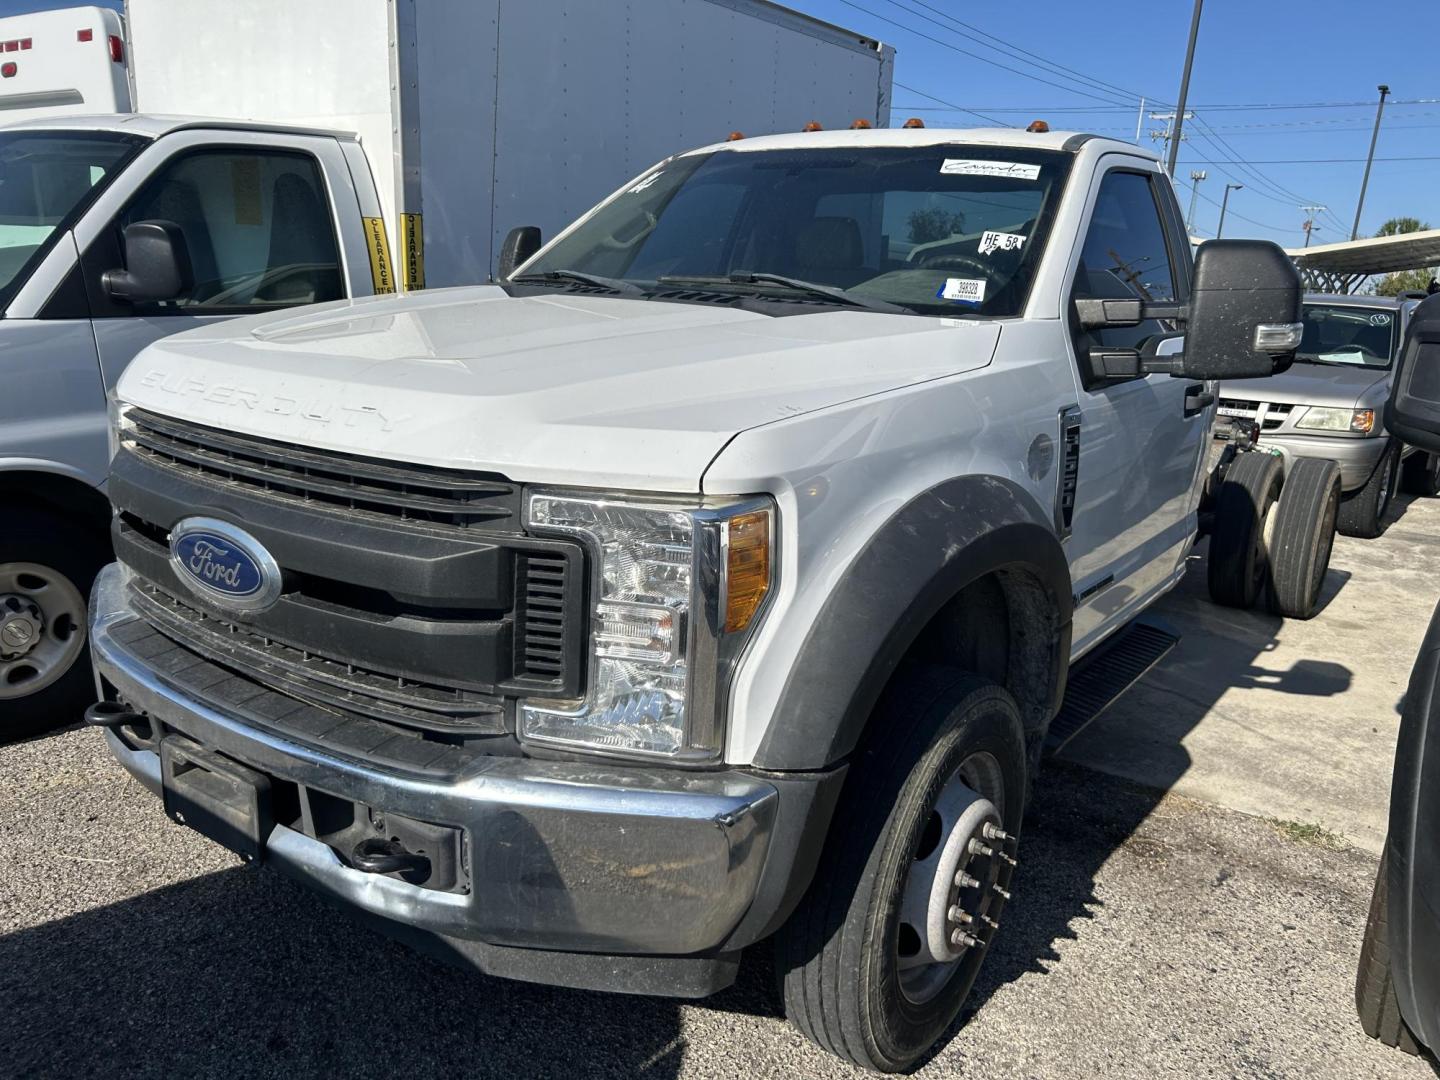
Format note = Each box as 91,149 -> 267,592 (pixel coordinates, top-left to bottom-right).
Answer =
401,212 -> 425,290
362,216 -> 395,294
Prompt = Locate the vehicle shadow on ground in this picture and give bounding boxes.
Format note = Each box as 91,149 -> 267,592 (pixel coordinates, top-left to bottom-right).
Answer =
0,863 -> 705,1079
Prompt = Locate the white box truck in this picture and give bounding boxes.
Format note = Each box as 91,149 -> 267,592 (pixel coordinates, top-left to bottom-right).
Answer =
0,0 -> 893,732
0,5 -> 132,124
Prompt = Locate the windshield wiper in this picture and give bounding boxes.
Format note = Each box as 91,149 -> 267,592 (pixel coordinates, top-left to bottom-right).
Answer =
657,272 -> 912,314
509,269 -> 643,296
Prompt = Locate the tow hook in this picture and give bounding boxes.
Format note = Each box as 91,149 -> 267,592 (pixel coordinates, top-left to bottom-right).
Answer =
351,837 -> 431,882
84,701 -> 146,729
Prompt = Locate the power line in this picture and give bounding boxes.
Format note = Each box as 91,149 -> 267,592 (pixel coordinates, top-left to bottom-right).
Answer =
889,0 -> 1161,107
891,98 -> 1440,114
891,81 -> 1006,125
1180,155 -> 1440,163
834,0 -> 1140,108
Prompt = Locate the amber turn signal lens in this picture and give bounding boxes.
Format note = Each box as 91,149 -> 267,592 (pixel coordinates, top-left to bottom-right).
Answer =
724,510 -> 771,633
1352,409 -> 1376,434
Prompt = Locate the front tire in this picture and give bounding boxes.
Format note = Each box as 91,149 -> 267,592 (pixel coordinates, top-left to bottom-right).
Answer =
0,508 -> 109,741
1338,441 -> 1399,539
777,668 -> 1027,1072
1356,842 -> 1422,1056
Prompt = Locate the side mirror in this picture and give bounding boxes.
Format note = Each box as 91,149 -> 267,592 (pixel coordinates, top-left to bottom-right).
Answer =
1180,239 -> 1302,380
1385,294 -> 1440,454
102,220 -> 192,303
496,225 -> 542,280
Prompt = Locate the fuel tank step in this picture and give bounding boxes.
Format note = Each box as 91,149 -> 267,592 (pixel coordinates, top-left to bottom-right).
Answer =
1045,619 -> 1180,755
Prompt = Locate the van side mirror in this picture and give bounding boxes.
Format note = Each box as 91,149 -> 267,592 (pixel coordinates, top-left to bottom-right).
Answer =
1385,294 -> 1440,454
496,225 -> 542,280
1179,239 -> 1302,380
102,220 -> 193,303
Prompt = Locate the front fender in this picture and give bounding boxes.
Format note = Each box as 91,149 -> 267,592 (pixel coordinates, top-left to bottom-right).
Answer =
754,474 -> 1072,771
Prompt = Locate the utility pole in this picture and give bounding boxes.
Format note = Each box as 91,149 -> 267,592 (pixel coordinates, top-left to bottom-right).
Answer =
1148,111 -> 1193,169
1217,182 -> 1242,238
1186,170 -> 1208,232
1167,0 -> 1204,177
1351,84 -> 1390,240
1301,206 -> 1328,248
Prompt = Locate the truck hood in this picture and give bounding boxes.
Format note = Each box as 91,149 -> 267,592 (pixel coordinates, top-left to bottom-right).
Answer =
1220,362 -> 1391,409
118,287 -> 1000,491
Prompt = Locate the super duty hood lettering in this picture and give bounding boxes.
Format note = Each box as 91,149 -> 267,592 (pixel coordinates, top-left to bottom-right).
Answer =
137,370 -> 409,433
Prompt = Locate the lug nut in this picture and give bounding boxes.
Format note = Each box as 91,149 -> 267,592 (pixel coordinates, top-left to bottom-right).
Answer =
954,871 -> 979,889
950,930 -> 979,948
983,823 -> 1011,842
969,839 -> 994,858
947,904 -> 972,924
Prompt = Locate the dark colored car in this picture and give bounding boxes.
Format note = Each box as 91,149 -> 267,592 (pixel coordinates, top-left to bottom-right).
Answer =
1358,293 -> 1440,1059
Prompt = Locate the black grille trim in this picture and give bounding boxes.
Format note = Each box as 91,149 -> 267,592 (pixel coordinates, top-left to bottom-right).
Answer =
123,408 -> 520,531
131,581 -> 506,736
106,615 -> 486,781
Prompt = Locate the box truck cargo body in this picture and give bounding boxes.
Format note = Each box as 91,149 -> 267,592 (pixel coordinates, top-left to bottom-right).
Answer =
126,0 -> 895,287
0,6 -> 131,124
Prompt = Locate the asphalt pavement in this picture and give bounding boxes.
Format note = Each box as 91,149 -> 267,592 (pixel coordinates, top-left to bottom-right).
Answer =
3,724 -> 1433,1079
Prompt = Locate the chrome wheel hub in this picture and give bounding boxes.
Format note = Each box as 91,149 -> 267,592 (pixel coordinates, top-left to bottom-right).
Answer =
895,752 -> 1015,1005
0,563 -> 87,701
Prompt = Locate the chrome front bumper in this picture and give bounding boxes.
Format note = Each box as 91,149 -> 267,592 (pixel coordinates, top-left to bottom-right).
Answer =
89,563 -> 778,960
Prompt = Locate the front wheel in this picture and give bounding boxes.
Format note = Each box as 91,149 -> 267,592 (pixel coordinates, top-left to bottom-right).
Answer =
1338,441 -> 1399,539
777,668 -> 1026,1072
0,508 -> 109,741
1356,841 -> 1422,1056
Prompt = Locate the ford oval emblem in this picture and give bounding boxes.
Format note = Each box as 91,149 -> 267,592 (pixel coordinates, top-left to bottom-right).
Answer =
168,517 -> 282,613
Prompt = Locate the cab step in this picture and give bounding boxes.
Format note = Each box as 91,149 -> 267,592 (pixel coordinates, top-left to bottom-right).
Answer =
1045,619 -> 1180,755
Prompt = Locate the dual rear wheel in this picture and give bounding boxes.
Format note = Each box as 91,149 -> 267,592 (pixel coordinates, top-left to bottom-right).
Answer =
1207,451 -> 1340,620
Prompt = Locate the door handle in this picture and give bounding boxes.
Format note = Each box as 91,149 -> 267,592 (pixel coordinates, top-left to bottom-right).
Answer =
1184,385 -> 1214,418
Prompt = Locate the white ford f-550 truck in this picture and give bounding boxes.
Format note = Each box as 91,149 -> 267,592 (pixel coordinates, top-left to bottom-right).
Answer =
86,127 -> 1331,1072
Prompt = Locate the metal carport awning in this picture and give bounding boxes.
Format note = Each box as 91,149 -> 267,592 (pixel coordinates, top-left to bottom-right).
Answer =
1287,230 -> 1440,294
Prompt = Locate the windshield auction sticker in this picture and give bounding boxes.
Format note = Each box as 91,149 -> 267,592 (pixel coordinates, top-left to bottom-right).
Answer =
979,230 -> 1026,255
939,277 -> 987,303
939,159 -> 1041,180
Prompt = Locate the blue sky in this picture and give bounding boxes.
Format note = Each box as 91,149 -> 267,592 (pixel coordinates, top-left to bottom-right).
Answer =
784,0 -> 1439,246
5,0 -> 1434,246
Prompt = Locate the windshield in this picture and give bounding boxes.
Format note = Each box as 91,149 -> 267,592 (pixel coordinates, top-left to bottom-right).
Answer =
0,130 -> 143,310
517,145 -> 1072,317
1296,302 -> 1399,369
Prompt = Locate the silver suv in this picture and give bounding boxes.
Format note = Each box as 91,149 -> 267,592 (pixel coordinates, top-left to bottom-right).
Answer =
1218,294 -> 1438,537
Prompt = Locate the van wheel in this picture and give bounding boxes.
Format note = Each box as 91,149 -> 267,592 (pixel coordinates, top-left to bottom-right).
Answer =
1207,451 -> 1283,609
1338,441 -> 1399,538
0,508 -> 108,742
777,668 -> 1026,1073
1401,450 -> 1440,497
1264,457 -> 1340,619
1356,841 -> 1422,1055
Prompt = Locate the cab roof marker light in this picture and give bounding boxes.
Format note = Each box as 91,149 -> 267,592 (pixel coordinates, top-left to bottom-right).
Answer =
726,130 -> 745,141
850,118 -> 872,129
902,117 -> 925,128
803,121 -> 823,132
1027,120 -> 1050,133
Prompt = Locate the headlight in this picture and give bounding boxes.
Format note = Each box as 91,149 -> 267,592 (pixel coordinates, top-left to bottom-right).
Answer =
522,490 -> 775,761
1295,406 -> 1375,433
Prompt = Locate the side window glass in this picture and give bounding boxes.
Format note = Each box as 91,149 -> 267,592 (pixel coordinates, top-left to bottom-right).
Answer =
120,150 -> 342,313
1073,171 -> 1178,352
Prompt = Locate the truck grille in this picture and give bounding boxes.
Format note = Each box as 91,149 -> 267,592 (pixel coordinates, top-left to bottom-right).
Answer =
109,411 -> 589,764
1217,398 -> 1297,431
122,407 -> 520,530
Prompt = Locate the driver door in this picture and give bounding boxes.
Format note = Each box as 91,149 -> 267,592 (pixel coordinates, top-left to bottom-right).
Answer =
69,131 -> 360,393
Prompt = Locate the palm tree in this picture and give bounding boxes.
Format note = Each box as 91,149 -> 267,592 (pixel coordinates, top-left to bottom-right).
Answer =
1372,217 -> 1436,296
